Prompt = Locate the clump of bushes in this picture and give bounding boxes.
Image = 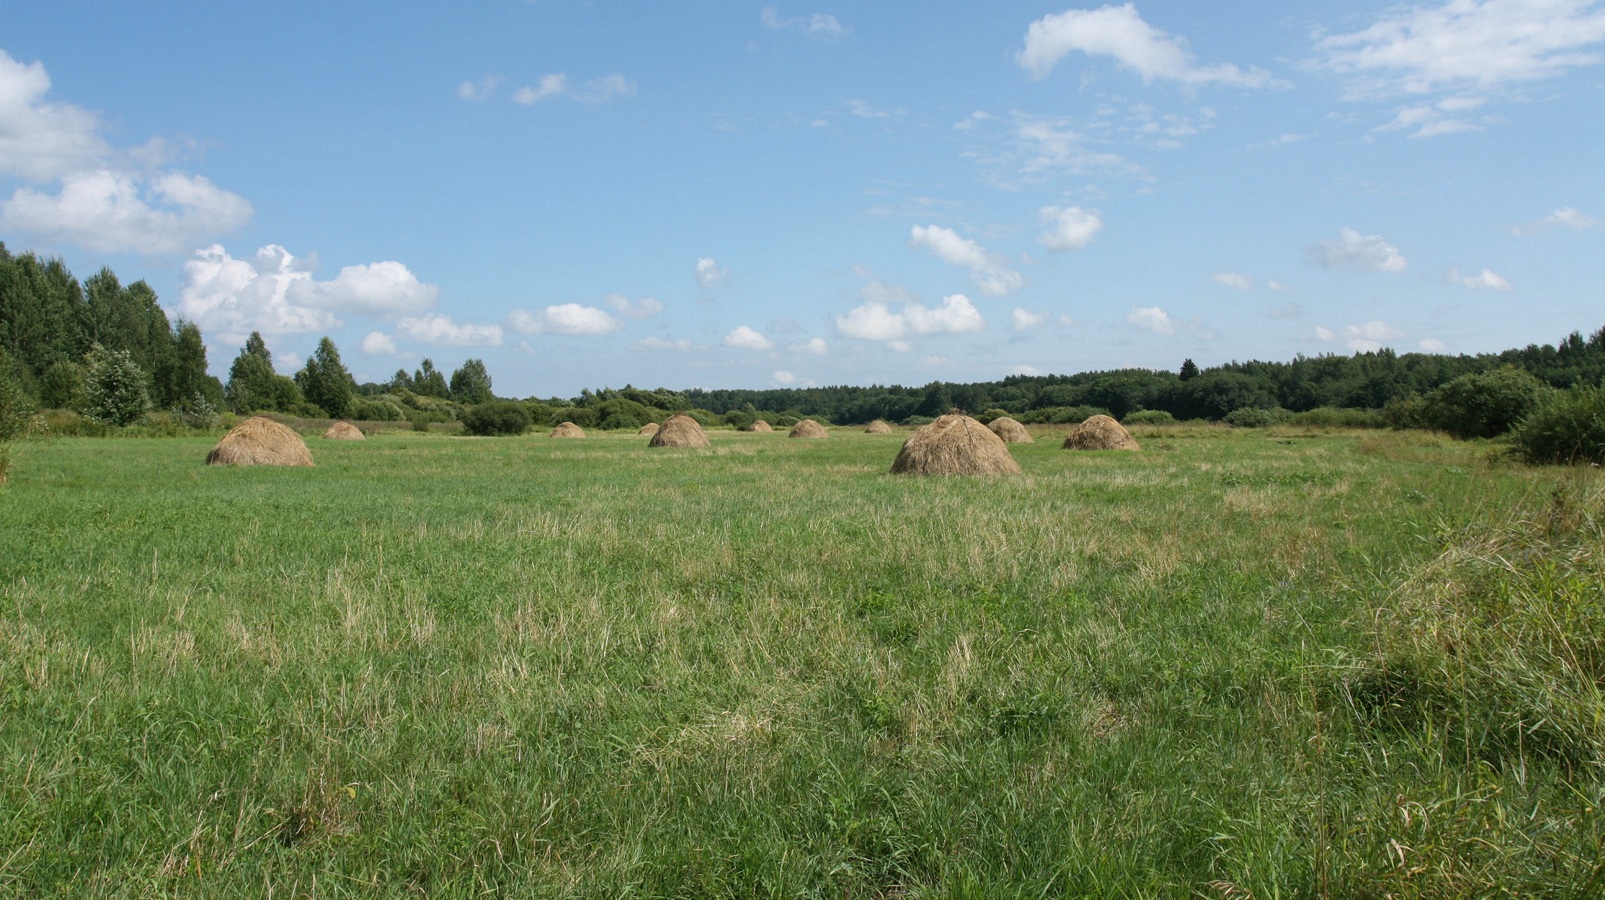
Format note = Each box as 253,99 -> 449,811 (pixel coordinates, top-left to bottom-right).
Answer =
1286,406 -> 1382,428
1511,384 -> 1605,465
1123,409 -> 1176,426
1392,366 -> 1551,439
1224,406 -> 1291,428
461,400 -> 531,436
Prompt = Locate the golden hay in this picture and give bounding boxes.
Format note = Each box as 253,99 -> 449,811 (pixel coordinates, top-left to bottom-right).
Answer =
207,416 -> 314,467
639,422 -> 660,436
1064,414 -> 1140,451
864,420 -> 893,434
987,416 -> 1033,443
649,413 -> 710,448
890,412 -> 1021,476
323,421 -> 364,440
789,419 -> 828,439
550,422 -> 586,438
749,419 -> 774,433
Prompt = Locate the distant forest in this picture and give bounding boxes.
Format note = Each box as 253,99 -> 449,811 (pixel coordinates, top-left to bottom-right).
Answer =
3,244 -> 1603,428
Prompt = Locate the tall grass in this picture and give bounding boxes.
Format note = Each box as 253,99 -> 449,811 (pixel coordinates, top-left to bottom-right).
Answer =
0,428 -> 1599,896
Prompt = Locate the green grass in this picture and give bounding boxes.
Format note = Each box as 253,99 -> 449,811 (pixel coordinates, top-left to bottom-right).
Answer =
1,426 -> 1601,897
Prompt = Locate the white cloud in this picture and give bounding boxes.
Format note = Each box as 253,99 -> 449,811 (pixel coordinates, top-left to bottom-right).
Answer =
860,279 -> 918,304
1012,308 -> 1051,331
847,99 -> 892,118
1314,0 -> 1605,97
395,314 -> 503,347
1019,4 -> 1279,87
695,257 -> 728,288
761,7 -> 850,38
1419,337 -> 1449,352
1013,364 -> 1045,377
456,75 -> 501,101
909,224 -> 1023,296
836,294 -> 986,341
771,370 -> 798,386
178,245 -> 333,339
512,73 -> 634,105
1038,205 -> 1103,251
634,336 -> 699,352
0,51 -> 109,181
361,332 -> 400,356
1308,227 -> 1408,272
1213,271 -> 1254,290
1268,279 -> 1290,292
507,304 -> 623,336
791,337 -> 829,355
1514,206 -> 1598,235
1448,267 -> 1514,290
1315,320 -> 1405,352
723,325 -> 775,351
3,168 -> 252,255
292,260 -> 439,317
606,293 -> 664,319
1126,306 -> 1177,335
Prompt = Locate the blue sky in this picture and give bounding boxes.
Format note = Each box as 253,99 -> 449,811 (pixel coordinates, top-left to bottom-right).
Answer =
3,1 -> 1602,397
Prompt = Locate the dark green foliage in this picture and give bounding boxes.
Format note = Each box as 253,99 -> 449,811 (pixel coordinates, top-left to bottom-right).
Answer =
1511,385 -> 1605,465
294,337 -> 355,419
592,397 -> 655,430
449,358 -> 494,405
1224,406 -> 1291,428
0,369 -> 35,440
351,398 -> 406,421
1421,366 -> 1549,439
549,406 -> 598,428
461,400 -> 532,436
1179,358 -> 1200,381
224,333 -> 281,413
1173,371 -> 1279,421
1123,409 -> 1176,425
78,344 -> 151,426
412,359 -> 450,399
1286,406 -> 1382,428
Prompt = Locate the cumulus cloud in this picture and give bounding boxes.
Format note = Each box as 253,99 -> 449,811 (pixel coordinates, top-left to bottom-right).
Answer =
0,51 -> 109,181
771,370 -> 798,386
1012,308 -> 1051,331
791,337 -> 829,355
361,332 -> 400,356
1308,227 -> 1408,272
1013,364 -> 1045,377
836,294 -> 985,342
1038,205 -> 1103,251
909,225 -> 1023,296
606,293 -> 664,319
512,73 -> 634,105
395,314 -> 503,347
1314,320 -> 1405,352
507,304 -> 623,336
695,257 -> 729,288
293,260 -> 439,317
761,7 -> 850,38
1213,271 -> 1254,290
1313,0 -> 1605,98
724,325 -> 775,351
1019,3 -> 1279,87
1419,337 -> 1449,353
1448,267 -> 1514,290
1126,306 -> 1176,335
1513,206 -> 1598,235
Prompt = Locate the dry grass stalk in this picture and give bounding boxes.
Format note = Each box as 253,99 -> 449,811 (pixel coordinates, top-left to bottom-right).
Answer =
890,411 -> 1021,476
649,414 -> 710,448
323,421 -> 364,440
789,419 -> 828,439
207,416 -> 314,467
864,420 -> 893,434
1064,415 -> 1140,451
639,422 -> 660,436
550,422 -> 586,438
987,416 -> 1033,443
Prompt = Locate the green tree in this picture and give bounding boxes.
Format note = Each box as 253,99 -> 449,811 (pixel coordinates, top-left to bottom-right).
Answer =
159,320 -> 222,409
1423,366 -> 1549,439
1179,358 -> 1200,381
413,359 -> 449,398
449,358 -> 494,405
295,337 -> 355,418
79,344 -> 151,426
225,332 -> 282,413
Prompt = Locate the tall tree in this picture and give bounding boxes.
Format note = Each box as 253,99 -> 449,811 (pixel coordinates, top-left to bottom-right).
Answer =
225,331 -> 282,413
449,358 -> 494,405
295,337 -> 355,418
413,358 -> 449,398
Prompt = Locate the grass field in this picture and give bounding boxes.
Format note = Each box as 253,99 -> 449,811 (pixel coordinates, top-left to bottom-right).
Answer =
1,425 -> 1601,897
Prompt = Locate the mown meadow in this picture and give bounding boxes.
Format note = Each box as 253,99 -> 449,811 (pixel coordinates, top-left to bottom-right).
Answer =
1,425 -> 1601,897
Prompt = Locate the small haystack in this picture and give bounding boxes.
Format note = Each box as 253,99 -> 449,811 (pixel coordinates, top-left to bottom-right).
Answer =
551,422 -> 585,438
1064,414 -> 1140,451
890,411 -> 1021,476
639,422 -> 660,436
649,413 -> 710,448
323,421 -> 364,440
987,416 -> 1033,444
750,419 -> 774,433
864,420 -> 893,434
207,416 -> 314,467
789,419 -> 828,439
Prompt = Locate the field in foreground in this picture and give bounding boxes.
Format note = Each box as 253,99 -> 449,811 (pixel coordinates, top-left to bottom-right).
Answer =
1,426 -> 1602,898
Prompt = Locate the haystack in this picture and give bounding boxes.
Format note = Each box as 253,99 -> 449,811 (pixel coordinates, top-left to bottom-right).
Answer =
864,420 -> 893,434
890,412 -> 1021,476
323,421 -> 364,440
987,416 -> 1033,443
648,413 -> 710,448
750,419 -> 774,433
207,416 -> 314,467
639,422 -> 660,436
1064,414 -> 1140,451
551,422 -> 585,438
789,419 -> 828,439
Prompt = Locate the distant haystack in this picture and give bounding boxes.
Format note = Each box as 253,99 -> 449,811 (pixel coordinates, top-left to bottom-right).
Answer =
639,422 -> 660,436
890,411 -> 1021,476
789,419 -> 828,439
1064,414 -> 1140,451
323,421 -> 364,440
551,422 -> 585,438
987,416 -> 1033,443
207,416 -> 314,467
649,413 -> 710,448
864,420 -> 893,434
750,419 -> 773,433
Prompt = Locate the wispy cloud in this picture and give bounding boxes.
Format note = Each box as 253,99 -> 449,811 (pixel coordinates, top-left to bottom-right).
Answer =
1307,227 -> 1408,273
512,73 -> 634,105
761,7 -> 850,39
909,225 -> 1023,296
1019,3 -> 1281,87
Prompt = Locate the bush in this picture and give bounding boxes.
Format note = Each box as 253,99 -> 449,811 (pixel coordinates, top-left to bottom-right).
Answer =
1511,384 -> 1605,465
1287,406 -> 1382,428
1224,406 -> 1291,428
1123,409 -> 1176,426
1421,366 -> 1549,439
0,374 -> 36,442
79,345 -> 151,427
351,398 -> 406,421
461,400 -> 532,436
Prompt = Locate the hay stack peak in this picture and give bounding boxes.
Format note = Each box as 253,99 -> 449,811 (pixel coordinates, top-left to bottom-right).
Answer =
639,422 -> 660,436
649,413 -> 710,448
207,416 -> 314,467
1064,414 -> 1140,451
323,421 -> 364,440
987,416 -> 1033,443
789,419 -> 828,439
890,411 -> 1021,476
864,420 -> 893,434
551,422 -> 586,438
750,419 -> 773,433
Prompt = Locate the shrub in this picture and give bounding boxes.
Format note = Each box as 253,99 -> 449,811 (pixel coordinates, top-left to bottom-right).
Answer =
1287,406 -> 1382,428
1123,409 -> 1176,426
1421,366 -> 1549,439
351,398 -> 405,421
461,400 -> 532,436
0,373 -> 36,442
1224,406 -> 1291,428
79,344 -> 151,427
1510,384 -> 1605,465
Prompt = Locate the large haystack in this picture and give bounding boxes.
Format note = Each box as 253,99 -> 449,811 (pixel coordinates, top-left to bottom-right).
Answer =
323,421 -> 364,440
639,422 -> 660,436
1064,414 -> 1140,451
789,419 -> 828,439
864,420 -> 893,434
987,416 -> 1033,443
207,416 -> 314,467
648,413 -> 710,448
890,412 -> 1021,476
551,422 -> 586,438
750,419 -> 774,433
